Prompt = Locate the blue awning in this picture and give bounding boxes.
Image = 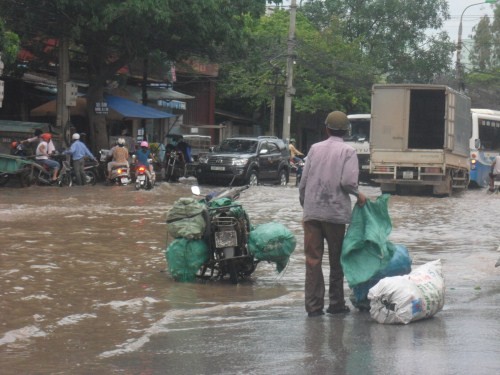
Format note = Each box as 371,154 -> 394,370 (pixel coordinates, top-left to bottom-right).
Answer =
105,95 -> 176,119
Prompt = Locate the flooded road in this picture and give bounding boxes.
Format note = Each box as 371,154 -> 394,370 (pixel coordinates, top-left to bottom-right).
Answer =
1,181 -> 499,374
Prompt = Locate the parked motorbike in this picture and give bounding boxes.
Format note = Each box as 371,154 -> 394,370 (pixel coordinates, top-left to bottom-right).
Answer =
62,156 -> 98,185
165,150 -> 186,182
134,158 -> 155,190
192,185 -> 257,283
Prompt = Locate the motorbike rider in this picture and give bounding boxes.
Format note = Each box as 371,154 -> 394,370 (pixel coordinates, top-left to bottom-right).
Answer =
489,154 -> 500,192
170,134 -> 192,163
289,138 -> 304,163
35,133 -> 59,183
107,137 -> 129,181
64,133 -> 97,186
136,141 -> 155,177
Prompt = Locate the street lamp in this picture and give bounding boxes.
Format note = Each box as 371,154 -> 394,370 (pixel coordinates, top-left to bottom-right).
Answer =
456,0 -> 498,92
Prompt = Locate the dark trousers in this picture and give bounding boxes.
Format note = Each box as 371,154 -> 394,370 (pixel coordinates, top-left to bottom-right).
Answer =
73,158 -> 86,185
304,220 -> 346,313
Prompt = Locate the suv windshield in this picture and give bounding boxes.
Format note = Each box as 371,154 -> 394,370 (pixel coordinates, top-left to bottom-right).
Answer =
218,139 -> 258,153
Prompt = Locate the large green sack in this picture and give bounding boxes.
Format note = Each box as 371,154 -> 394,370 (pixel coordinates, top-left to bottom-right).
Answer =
165,238 -> 209,282
166,198 -> 207,239
248,222 -> 296,273
341,194 -> 396,287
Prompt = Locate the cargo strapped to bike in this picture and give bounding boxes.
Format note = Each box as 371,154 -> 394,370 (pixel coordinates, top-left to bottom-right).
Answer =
166,197 -> 207,239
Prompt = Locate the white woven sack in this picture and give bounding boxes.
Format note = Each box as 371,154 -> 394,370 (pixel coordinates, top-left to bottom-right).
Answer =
368,259 -> 445,324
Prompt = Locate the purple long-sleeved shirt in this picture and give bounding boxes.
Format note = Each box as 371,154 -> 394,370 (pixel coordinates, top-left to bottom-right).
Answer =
299,136 -> 360,224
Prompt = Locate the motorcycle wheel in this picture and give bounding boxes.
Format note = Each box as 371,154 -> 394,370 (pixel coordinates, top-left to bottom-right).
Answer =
0,173 -> 10,187
228,261 -> 238,284
85,170 -> 97,186
135,181 -> 141,190
59,173 -> 73,187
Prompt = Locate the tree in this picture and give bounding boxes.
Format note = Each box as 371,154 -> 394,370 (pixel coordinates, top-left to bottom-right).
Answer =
216,9 -> 375,136
0,18 -> 19,69
470,16 -> 493,71
300,0 -> 455,83
0,0 -> 274,150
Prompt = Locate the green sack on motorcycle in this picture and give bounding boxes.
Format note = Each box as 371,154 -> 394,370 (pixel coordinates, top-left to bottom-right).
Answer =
166,197 -> 207,239
165,238 -> 209,282
248,222 -> 296,273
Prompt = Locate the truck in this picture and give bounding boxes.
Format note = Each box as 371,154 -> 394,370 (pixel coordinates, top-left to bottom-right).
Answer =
369,84 -> 471,196
345,114 -> 371,183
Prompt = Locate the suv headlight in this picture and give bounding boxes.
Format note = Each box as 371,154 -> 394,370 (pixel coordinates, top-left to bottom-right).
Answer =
198,155 -> 209,164
232,158 -> 248,166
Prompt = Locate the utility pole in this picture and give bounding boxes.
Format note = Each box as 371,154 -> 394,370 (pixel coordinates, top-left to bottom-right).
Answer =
282,0 -> 296,140
56,37 -> 70,132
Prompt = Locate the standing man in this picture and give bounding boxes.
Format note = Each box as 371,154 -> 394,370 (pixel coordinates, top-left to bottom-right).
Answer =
299,111 -> 367,318
65,133 -> 97,186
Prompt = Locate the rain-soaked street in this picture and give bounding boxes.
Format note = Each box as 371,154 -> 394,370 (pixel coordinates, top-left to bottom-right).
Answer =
0,180 -> 499,375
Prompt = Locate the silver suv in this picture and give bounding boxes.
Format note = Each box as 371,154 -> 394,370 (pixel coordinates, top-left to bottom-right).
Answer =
196,136 -> 290,186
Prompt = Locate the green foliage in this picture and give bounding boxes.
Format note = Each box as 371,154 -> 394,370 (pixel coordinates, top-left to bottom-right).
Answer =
0,18 -> 20,68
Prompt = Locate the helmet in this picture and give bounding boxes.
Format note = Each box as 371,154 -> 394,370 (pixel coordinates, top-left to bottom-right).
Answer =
40,133 -> 52,142
72,133 -> 80,140
10,141 -> 19,149
140,141 -> 149,148
117,138 -> 125,146
290,138 -> 296,143
325,111 -> 349,130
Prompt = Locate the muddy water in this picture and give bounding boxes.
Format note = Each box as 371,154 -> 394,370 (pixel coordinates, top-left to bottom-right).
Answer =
0,182 -> 499,374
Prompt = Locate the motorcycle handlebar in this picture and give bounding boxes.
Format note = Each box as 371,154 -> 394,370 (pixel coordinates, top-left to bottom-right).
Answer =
207,185 -> 250,201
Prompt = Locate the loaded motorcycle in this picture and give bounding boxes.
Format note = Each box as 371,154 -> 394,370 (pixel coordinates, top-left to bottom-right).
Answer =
194,185 -> 257,283
167,185 -> 258,284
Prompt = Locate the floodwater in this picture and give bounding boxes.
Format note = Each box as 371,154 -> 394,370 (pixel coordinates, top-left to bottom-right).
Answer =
0,180 -> 499,375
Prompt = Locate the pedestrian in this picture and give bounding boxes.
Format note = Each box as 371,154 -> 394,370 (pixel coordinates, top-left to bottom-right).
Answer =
64,133 -> 97,185
299,111 -> 367,318
489,154 -> 500,192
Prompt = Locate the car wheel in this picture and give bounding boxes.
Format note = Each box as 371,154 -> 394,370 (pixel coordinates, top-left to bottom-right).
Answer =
247,170 -> 258,186
278,169 -> 287,186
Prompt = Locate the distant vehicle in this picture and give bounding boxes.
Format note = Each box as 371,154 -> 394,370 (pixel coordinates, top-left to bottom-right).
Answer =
182,135 -> 212,162
369,84 -> 471,197
196,136 -> 290,186
469,108 -> 500,188
345,114 -> 371,183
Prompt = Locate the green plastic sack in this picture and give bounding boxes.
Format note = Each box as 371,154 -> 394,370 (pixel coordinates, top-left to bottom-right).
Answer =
341,194 -> 396,287
165,238 -> 209,282
248,222 -> 296,273
166,198 -> 207,239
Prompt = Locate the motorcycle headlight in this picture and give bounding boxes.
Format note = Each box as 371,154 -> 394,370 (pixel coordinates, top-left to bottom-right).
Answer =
232,158 -> 248,166
198,155 -> 209,164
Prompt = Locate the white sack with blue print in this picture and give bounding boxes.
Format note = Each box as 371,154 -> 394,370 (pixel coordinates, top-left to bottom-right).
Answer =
368,259 -> 445,324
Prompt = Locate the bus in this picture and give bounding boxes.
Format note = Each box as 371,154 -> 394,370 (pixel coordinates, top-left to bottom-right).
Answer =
469,108 -> 500,188
345,114 -> 371,183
